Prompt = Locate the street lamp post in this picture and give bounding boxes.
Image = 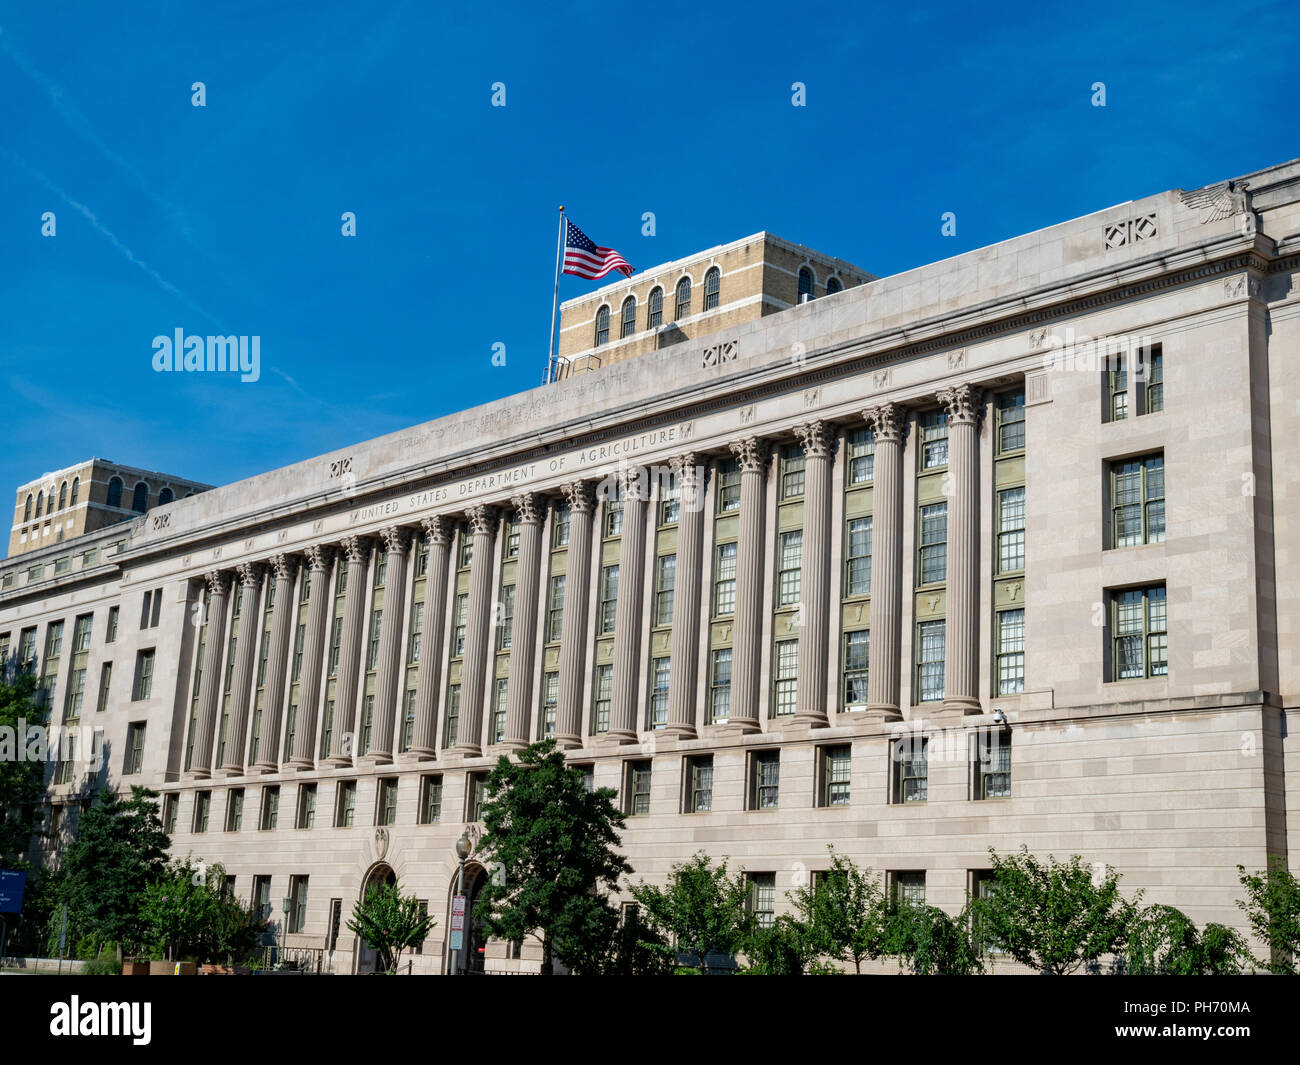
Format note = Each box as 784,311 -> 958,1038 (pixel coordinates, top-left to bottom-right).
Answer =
450,829 -> 472,975
280,896 -> 291,969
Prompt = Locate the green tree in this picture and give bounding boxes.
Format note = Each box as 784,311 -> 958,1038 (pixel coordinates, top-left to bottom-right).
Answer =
788,849 -> 890,974
885,903 -> 983,975
1237,859 -> 1300,974
139,859 -> 221,962
347,881 -> 436,974
60,786 -> 170,953
1124,903 -> 1252,975
632,852 -> 754,975
972,846 -> 1135,975
742,914 -> 831,975
473,740 -> 631,975
0,673 -> 48,869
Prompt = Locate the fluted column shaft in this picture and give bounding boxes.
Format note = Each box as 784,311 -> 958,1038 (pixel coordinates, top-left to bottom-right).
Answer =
667,456 -> 704,736
220,563 -> 263,771
609,470 -> 649,741
505,494 -> 543,748
370,526 -> 410,761
728,438 -> 767,731
556,484 -> 595,747
864,405 -> 904,719
191,571 -> 232,777
411,518 -> 452,756
326,536 -> 371,764
291,545 -> 333,766
939,384 -> 982,714
794,423 -> 832,726
455,506 -> 497,755
253,553 -> 298,770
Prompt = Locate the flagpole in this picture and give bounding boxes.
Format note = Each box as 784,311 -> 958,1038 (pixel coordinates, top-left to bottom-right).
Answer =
545,206 -> 565,384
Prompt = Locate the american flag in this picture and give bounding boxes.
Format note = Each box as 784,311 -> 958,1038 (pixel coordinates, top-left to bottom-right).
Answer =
562,219 -> 633,280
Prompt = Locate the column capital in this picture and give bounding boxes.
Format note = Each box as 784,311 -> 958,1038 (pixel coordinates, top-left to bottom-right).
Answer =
616,465 -> 652,502
270,553 -> 300,581
340,534 -> 372,565
379,524 -> 411,556
861,403 -> 907,443
561,480 -> 595,514
204,569 -> 233,596
936,383 -> 984,425
728,436 -> 768,473
465,503 -> 498,535
510,491 -> 544,525
793,420 -> 833,458
304,543 -> 334,571
421,514 -> 453,545
236,560 -> 263,586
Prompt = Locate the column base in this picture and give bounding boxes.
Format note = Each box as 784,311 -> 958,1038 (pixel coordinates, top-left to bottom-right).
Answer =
715,717 -> 761,735
249,760 -> 280,774
405,746 -> 438,761
320,756 -> 352,769
664,723 -> 697,739
218,764 -> 245,776
358,751 -> 394,767
941,697 -> 984,716
551,731 -> 584,750
450,743 -> 482,758
496,740 -> 530,753
789,712 -> 831,730
862,704 -> 904,722
600,729 -> 639,745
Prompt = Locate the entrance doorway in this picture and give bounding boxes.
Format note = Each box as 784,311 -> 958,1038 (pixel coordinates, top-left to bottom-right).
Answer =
446,864 -> 487,974
355,863 -> 396,974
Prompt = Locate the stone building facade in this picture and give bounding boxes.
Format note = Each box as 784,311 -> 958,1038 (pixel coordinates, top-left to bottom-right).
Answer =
4,157 -> 1299,973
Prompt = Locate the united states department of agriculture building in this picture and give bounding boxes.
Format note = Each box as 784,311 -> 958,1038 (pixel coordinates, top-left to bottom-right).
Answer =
5,158 -> 1300,973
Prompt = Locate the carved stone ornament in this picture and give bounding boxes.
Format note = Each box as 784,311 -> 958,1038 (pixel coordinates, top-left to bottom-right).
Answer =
728,436 -> 768,473
510,491 -> 542,525
341,535 -> 372,566
792,420 -> 831,459
421,514 -> 452,546
862,403 -> 905,444
271,553 -> 299,581
561,481 -> 594,513
380,525 -> 410,556
375,827 -> 389,860
304,543 -> 334,571
1178,180 -> 1252,224
236,561 -> 263,586
204,569 -> 232,596
465,504 -> 498,536
936,383 -> 983,425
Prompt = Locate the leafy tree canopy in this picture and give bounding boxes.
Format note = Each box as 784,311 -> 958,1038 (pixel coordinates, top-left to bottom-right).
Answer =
347,881 -> 436,974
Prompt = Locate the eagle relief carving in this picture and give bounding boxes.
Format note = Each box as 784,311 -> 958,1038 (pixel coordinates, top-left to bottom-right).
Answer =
1178,180 -> 1253,224
375,827 -> 390,860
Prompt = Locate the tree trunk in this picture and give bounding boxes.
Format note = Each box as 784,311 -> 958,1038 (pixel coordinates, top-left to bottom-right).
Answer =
541,933 -> 553,976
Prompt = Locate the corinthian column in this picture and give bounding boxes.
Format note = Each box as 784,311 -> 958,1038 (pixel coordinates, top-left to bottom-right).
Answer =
325,535 -> 371,765
369,525 -> 411,762
504,493 -> 543,749
556,483 -> 595,747
863,404 -> 904,720
727,437 -> 767,733
252,552 -> 298,770
454,505 -> 497,755
289,544 -> 332,767
793,421 -> 832,727
411,517 -> 452,757
666,455 -> 704,737
191,570 -> 232,778
609,468 -> 649,742
938,383 -> 983,715
220,561 -> 263,772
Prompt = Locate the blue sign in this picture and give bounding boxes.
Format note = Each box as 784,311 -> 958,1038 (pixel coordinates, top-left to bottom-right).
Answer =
0,870 -> 27,913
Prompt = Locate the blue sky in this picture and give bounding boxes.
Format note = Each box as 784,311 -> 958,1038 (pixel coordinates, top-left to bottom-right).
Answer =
1,0 -> 1296,545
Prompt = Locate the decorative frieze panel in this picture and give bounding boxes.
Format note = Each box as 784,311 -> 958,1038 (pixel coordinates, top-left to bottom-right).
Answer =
1104,213 -> 1158,250
702,339 -> 739,368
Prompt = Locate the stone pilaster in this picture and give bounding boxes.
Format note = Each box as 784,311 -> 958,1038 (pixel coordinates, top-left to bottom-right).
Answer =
609,468 -> 650,741
368,525 -> 411,761
726,437 -> 768,732
454,505 -> 497,755
219,561 -> 263,772
191,570 -> 232,778
325,536 -> 371,765
863,404 -> 905,720
252,552 -> 298,770
556,483 -> 595,747
504,493 -> 543,749
411,517 -> 452,757
288,545 -> 333,767
793,421 -> 832,727
666,455 -> 704,737
938,383 -> 983,715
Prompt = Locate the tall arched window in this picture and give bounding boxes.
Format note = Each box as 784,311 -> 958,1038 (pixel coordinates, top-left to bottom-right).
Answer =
132,482 -> 149,513
35,491 -> 44,518
23,494 -> 33,522
58,481 -> 68,510
620,296 -> 637,339
158,487 -> 174,506
704,267 -> 721,310
675,277 -> 692,321
647,286 -> 664,329
826,276 -> 842,295
798,267 -> 815,303
70,478 -> 79,505
107,477 -> 123,509
595,305 -> 610,346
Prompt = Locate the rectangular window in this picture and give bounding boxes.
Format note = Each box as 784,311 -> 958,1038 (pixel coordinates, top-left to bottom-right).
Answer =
820,745 -> 852,807
846,516 -> 872,596
193,791 -> 211,833
420,775 -> 443,824
360,694 -> 374,753
748,873 -> 776,929
919,410 -> 949,469
162,793 -> 178,834
654,554 -> 676,626
751,750 -> 780,809
140,590 -> 153,630
1111,584 -> 1168,681
892,871 -> 926,909
491,677 -> 508,744
125,722 -> 146,775
366,608 -> 382,670
541,671 -> 559,736
546,576 -> 565,642
377,778 -> 398,826
1143,348 -> 1163,413
335,781 -> 356,827
974,731 -> 1011,799
401,689 -> 417,751
603,500 -> 624,538
96,662 -> 112,712
552,505 -> 571,548
773,640 -> 798,717
625,761 -> 652,816
260,786 -> 280,830
996,609 -> 1025,694
997,488 -> 1026,572
132,649 -> 155,700
503,516 -> 520,559
780,444 -> 805,500
467,772 -> 488,822
288,875 -> 309,934
848,428 -> 875,484
444,685 -> 460,747
578,765 -> 595,793
453,594 -> 469,656
593,665 -> 611,734
777,530 -> 802,606
916,620 -> 945,703
717,460 -> 741,513
1106,353 -> 1129,421
841,630 -> 869,708
408,601 -> 424,664
649,657 -> 670,729
709,649 -> 732,723
1110,454 -> 1165,547
297,783 -> 317,829
458,533 -> 473,569
686,755 -> 713,813
713,542 -> 737,616
226,788 -> 244,831
995,390 -> 1026,453
599,564 -> 619,635
919,503 -> 947,584
893,737 -> 928,803
252,875 -> 272,923
497,585 -> 515,651
73,613 -> 93,652
659,487 -> 680,526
